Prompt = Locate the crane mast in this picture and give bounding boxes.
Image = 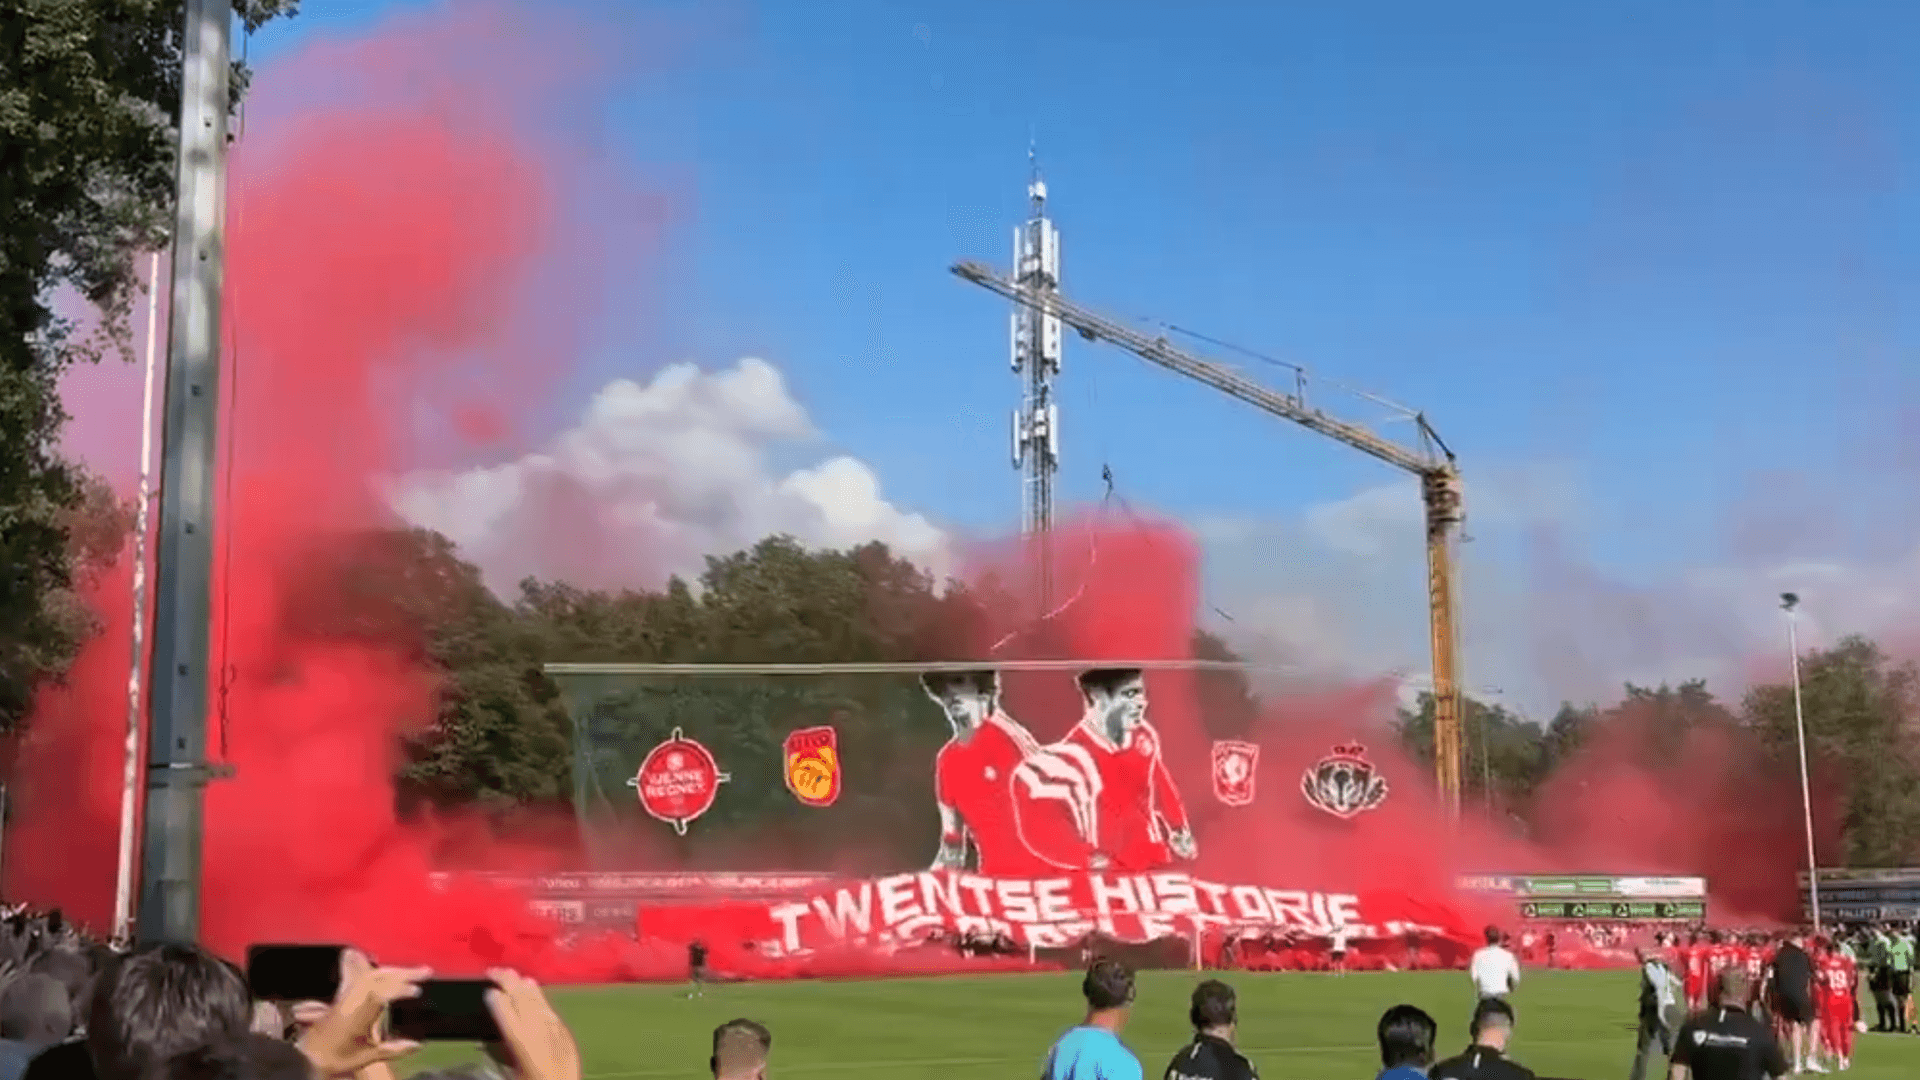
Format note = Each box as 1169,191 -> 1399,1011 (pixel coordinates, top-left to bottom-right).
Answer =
953,259 -> 1467,817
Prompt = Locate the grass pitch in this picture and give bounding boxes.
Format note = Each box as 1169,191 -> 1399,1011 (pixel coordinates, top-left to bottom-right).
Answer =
404,968 -> 1914,1079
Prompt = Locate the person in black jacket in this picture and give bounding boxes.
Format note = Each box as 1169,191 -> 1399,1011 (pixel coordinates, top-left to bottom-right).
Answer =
1163,980 -> 1257,1080
1431,997 -> 1535,1080
1669,968 -> 1789,1080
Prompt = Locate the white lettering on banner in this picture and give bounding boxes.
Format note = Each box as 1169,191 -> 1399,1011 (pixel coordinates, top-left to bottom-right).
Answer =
1036,878 -> 1075,922
756,872 -> 1454,956
1091,876 -> 1138,915
997,880 -> 1037,923
812,886 -> 874,937
920,872 -> 965,918
1153,874 -> 1199,914
1229,886 -> 1271,922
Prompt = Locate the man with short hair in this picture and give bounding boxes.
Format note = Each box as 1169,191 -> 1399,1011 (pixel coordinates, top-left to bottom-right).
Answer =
710,1018 -> 770,1080
1376,1004 -> 1438,1080
0,974 -> 71,1080
1890,924 -> 1915,1033
1469,927 -> 1520,1003
1017,669 -> 1196,873
1162,979 -> 1257,1080
922,669 -> 1046,875
1431,998 -> 1534,1080
1768,934 -> 1816,1072
1669,968 -> 1789,1080
72,943 -> 251,1080
1044,959 -> 1143,1080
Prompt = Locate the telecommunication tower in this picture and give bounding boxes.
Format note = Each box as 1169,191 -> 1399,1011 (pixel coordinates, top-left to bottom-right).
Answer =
1010,153 -> 1062,605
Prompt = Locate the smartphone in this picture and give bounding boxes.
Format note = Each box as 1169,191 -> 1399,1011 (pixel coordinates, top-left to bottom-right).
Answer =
246,944 -> 346,1003
388,979 -> 502,1042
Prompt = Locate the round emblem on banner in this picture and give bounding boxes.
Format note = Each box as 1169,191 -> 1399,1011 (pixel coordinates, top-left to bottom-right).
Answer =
627,727 -> 730,835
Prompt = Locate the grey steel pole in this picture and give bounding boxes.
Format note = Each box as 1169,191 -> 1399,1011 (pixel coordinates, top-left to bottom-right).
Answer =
138,0 -> 232,945
1782,593 -> 1821,933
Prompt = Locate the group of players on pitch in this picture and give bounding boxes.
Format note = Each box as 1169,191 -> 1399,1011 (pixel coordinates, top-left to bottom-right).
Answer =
1661,930 -> 1869,1073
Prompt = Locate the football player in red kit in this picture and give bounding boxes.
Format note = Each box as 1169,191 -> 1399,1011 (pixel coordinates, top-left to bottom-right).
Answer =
1012,667 -> 1196,871
1707,932 -> 1741,1002
1683,934 -> 1709,1012
1744,935 -> 1774,1017
1815,938 -> 1858,1071
922,669 -> 1052,876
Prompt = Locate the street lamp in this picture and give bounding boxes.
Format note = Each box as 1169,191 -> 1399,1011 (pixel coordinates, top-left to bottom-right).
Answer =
1782,592 -> 1821,933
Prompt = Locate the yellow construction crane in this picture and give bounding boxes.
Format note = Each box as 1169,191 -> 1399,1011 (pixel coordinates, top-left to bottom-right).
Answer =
952,260 -> 1467,817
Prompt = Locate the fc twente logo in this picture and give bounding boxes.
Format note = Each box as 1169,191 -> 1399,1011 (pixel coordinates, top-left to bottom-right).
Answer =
1300,742 -> 1389,820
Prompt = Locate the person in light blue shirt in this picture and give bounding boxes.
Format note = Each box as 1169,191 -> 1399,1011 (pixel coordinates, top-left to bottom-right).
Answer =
1043,958 -> 1143,1080
1376,1003 -> 1438,1080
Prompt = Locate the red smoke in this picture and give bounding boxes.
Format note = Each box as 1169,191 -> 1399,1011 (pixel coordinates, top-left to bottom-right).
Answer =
0,4 -> 1821,982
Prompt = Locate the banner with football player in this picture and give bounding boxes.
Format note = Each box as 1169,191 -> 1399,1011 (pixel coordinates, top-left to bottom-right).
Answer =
922,667 -> 1197,877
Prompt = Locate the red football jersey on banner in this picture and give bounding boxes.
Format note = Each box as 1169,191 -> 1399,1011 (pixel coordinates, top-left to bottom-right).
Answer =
1060,719 -> 1191,871
933,713 -> 1044,876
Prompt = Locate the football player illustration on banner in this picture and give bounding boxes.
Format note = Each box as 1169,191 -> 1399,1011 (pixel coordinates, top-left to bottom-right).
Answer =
1012,667 -> 1197,871
921,669 -> 1049,875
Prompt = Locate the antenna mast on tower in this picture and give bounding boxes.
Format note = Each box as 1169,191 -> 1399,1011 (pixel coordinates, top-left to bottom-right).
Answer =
1010,146 -> 1062,607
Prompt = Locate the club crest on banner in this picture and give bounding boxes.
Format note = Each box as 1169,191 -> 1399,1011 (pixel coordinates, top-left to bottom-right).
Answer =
629,727 -> 730,835
784,726 -> 841,808
1300,742 -> 1389,819
1210,740 -> 1259,807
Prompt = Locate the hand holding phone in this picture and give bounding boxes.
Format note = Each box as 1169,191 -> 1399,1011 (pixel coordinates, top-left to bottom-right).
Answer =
483,970 -> 582,1080
297,961 -> 433,1078
389,980 -> 502,1042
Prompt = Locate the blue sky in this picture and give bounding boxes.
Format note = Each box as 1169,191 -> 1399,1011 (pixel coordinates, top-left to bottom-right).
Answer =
227,0 -> 1920,707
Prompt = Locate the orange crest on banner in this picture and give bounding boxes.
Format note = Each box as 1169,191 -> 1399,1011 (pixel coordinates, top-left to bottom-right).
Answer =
784,726 -> 841,808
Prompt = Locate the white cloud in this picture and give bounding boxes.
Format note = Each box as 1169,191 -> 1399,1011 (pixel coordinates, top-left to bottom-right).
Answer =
388,358 -> 946,595
1201,468 -> 1920,719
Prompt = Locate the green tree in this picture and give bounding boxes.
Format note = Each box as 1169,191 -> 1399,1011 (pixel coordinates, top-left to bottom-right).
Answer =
1744,636 -> 1920,867
1,0 -> 295,729
1396,692 -> 1544,810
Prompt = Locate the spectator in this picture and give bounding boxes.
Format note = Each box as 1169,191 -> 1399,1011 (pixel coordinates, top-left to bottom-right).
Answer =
1630,945 -> 1679,1080
1162,979 -> 1256,1080
1668,968 -> 1787,1080
1431,997 -> 1532,1080
156,1035 -> 316,1080
710,1018 -> 770,1080
1470,927 -> 1520,1003
1044,959 -> 1142,1080
87,943 -> 253,1080
1766,935 -> 1814,1072
0,974 -> 72,1080
1376,1004 -> 1438,1080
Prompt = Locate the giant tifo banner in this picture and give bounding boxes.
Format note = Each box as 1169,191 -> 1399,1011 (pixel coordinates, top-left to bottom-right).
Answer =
545,661 -> 1470,966
745,870 -> 1460,956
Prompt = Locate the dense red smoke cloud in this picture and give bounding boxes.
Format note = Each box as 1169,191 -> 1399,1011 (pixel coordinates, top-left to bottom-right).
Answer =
0,2 -> 1828,984
7,5 -> 674,979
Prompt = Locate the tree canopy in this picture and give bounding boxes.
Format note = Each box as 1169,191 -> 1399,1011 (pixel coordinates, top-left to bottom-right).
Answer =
0,0 -> 295,731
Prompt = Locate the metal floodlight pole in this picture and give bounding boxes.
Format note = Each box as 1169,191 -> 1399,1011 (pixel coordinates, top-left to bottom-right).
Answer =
1781,592 -> 1821,933
138,0 -> 232,945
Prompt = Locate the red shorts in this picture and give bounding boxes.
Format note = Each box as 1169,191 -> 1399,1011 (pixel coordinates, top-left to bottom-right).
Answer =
1818,996 -> 1855,1054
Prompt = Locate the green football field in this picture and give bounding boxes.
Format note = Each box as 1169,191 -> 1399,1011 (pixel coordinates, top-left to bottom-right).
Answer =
403,968 -> 1914,1079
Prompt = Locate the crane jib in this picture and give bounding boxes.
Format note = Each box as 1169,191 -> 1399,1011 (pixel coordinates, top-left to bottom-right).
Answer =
950,258 -> 1468,819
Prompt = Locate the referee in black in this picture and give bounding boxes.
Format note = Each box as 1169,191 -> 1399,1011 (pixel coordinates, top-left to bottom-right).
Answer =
1668,968 -> 1789,1080
1430,998 -> 1535,1080
1163,979 -> 1258,1080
